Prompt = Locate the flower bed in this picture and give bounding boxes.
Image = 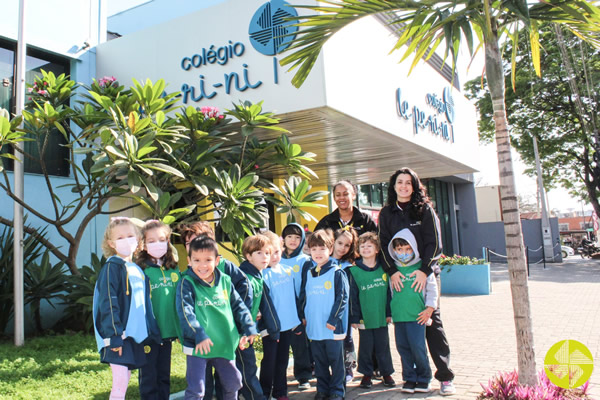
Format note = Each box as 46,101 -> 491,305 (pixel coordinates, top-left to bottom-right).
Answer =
439,255 -> 491,295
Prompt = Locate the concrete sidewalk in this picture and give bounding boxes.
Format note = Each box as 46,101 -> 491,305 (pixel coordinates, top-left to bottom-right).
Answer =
286,258 -> 600,399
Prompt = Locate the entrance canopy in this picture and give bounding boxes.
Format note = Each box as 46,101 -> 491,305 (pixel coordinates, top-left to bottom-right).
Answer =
97,0 -> 480,186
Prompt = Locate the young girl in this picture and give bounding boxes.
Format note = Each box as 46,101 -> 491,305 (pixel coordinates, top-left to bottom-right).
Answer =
332,228 -> 359,382
93,217 -> 161,400
137,220 -> 181,400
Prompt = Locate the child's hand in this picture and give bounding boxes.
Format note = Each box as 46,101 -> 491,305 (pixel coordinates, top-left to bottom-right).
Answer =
302,319 -> 306,326
409,270 -> 427,293
351,323 -> 359,329
417,307 -> 434,325
195,338 -> 213,355
111,346 -> 122,356
239,336 -> 249,349
326,323 -> 335,331
390,271 -> 405,292
256,312 -> 262,321
386,317 -> 392,324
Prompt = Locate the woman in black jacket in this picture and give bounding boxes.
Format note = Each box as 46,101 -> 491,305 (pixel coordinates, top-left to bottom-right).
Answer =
378,167 -> 456,395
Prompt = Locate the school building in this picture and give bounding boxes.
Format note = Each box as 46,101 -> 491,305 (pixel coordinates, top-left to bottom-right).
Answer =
0,0 -> 485,273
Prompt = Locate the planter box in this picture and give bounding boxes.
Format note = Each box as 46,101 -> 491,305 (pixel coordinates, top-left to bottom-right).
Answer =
440,263 -> 491,295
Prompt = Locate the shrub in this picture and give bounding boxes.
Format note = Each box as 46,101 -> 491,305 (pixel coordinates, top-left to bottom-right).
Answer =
478,370 -> 591,400
439,254 -> 487,266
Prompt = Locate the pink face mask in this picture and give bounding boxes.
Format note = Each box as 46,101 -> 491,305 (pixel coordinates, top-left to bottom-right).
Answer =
146,241 -> 168,259
115,237 -> 138,258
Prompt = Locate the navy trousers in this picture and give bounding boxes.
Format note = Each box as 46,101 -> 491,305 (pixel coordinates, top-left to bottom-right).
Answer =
185,356 -> 241,400
394,322 -> 432,384
139,340 -> 173,400
357,327 -> 394,377
236,344 -> 265,400
310,339 -> 345,398
260,330 -> 292,398
290,330 -> 313,381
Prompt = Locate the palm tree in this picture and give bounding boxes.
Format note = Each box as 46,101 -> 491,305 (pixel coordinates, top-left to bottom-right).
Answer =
280,0 -> 600,385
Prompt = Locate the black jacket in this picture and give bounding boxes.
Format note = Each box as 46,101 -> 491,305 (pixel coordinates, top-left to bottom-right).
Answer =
378,202 -> 442,277
315,207 -> 377,234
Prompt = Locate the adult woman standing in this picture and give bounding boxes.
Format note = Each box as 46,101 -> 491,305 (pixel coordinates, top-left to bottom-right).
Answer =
378,168 -> 455,396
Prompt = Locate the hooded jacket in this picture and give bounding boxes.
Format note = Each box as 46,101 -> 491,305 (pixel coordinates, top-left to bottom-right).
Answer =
347,258 -> 391,326
388,229 -> 438,309
280,222 -> 311,296
379,202 -> 442,277
239,260 -> 281,340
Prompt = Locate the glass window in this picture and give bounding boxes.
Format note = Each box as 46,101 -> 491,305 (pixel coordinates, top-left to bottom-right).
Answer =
371,183 -> 383,207
1,42 -> 70,177
358,184 -> 371,207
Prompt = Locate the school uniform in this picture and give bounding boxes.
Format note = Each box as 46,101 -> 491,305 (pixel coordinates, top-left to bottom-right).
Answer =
139,262 -> 182,400
299,259 -> 349,399
348,259 -> 394,377
260,263 -> 302,398
237,260 -> 281,400
280,223 -> 312,383
93,256 -> 161,369
176,267 -> 257,400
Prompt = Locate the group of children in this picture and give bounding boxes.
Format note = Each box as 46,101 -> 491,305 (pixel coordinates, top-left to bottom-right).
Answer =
93,217 -> 440,400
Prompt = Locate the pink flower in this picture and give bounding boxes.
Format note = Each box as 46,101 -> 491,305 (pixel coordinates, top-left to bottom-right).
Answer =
254,164 -> 259,169
27,88 -> 33,93
37,90 -> 48,96
43,82 -> 48,86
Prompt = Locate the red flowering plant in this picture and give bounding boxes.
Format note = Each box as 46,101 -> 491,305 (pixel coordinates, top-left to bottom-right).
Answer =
26,70 -> 76,107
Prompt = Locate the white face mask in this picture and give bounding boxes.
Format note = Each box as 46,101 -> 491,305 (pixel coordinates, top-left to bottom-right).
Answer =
115,237 -> 138,258
146,241 -> 168,260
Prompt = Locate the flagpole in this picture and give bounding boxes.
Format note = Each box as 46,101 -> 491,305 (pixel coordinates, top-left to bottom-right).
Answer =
14,0 -> 27,346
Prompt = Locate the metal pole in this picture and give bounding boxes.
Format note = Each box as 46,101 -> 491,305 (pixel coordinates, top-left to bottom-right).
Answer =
14,0 -> 27,347
532,135 -> 553,261
526,246 -> 530,277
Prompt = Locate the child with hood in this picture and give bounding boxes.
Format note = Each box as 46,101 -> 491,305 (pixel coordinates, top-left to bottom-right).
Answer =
388,228 -> 438,394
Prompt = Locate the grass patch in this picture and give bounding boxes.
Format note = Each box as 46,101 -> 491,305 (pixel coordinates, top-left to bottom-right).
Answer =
0,333 -> 265,399
0,333 -> 187,399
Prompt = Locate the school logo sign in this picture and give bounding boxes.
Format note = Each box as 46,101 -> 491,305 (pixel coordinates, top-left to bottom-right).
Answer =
249,0 -> 298,56
544,340 -> 593,389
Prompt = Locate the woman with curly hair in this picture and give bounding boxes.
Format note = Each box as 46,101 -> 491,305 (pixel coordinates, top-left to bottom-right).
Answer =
378,167 -> 456,396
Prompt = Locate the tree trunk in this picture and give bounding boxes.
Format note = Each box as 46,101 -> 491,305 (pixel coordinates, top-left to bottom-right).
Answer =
484,23 -> 537,386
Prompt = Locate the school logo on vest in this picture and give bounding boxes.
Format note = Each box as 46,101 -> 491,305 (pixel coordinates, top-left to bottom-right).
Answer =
249,0 -> 298,56
171,272 -> 179,283
382,273 -> 387,281
223,289 -> 229,301
324,281 -> 332,290
293,264 -> 300,273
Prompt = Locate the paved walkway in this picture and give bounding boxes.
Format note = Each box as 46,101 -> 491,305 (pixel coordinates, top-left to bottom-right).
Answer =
285,258 -> 600,399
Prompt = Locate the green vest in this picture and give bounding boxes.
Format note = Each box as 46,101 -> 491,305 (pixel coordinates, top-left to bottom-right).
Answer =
217,257 -> 226,273
390,262 -> 425,322
349,265 -> 388,329
144,265 -> 182,339
246,273 -> 263,321
185,273 -> 238,360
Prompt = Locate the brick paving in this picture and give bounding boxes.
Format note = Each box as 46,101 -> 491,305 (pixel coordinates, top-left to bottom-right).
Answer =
286,258 -> 600,399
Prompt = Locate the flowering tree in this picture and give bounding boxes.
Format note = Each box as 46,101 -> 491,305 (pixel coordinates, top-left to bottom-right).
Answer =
0,71 -> 320,273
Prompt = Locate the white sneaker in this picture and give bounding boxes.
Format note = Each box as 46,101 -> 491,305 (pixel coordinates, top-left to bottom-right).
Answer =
440,380 -> 456,396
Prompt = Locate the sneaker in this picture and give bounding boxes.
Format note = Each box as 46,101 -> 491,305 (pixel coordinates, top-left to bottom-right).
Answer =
401,381 -> 416,393
382,376 -> 396,387
345,373 -> 353,383
414,382 -> 431,393
373,369 -> 382,380
440,380 -> 456,396
298,380 -> 311,390
359,375 -> 372,388
314,392 -> 329,400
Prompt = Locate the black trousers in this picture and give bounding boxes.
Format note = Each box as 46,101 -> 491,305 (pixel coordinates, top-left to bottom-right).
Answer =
425,274 -> 455,382
260,330 -> 292,398
290,329 -> 313,381
139,340 -> 172,400
357,327 -> 394,377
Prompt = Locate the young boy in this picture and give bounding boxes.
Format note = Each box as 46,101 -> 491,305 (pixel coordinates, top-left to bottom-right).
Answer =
348,232 -> 395,389
238,234 -> 281,400
260,231 -> 303,400
176,236 -> 257,400
279,222 -> 313,390
388,229 -> 438,394
299,229 -> 349,400
179,221 -> 253,400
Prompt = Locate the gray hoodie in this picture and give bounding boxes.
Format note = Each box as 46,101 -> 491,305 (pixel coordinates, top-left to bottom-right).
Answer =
388,228 -> 438,310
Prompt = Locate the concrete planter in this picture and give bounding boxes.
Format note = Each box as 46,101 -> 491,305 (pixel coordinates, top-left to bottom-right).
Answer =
440,263 -> 491,295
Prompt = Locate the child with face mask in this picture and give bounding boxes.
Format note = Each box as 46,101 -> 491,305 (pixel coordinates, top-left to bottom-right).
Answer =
136,219 -> 181,400
388,228 -> 438,394
93,217 -> 161,400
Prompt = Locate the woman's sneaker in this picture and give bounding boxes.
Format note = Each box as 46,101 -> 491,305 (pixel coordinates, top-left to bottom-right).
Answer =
414,382 -> 431,393
440,380 -> 456,396
359,375 -> 372,388
382,376 -> 396,387
401,382 -> 416,393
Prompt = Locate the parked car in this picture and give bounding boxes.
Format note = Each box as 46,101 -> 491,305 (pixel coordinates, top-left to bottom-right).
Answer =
561,245 -> 575,258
